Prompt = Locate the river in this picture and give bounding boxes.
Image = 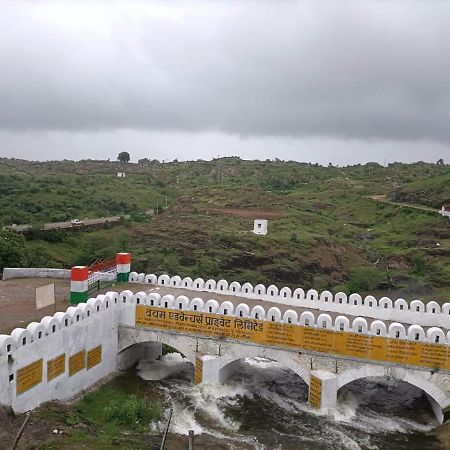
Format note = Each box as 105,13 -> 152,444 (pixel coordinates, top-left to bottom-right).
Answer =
117,353 -> 443,449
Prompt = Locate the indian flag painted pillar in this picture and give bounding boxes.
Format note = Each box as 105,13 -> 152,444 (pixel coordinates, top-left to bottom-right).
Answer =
116,252 -> 131,282
70,266 -> 89,305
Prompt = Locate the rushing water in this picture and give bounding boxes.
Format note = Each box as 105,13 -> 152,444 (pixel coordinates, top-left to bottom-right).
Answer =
126,353 -> 443,450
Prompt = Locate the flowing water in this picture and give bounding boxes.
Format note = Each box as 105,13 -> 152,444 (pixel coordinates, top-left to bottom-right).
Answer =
118,353 -> 443,449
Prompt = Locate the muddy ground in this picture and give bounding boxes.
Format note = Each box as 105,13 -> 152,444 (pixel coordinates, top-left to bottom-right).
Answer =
0,278 -> 72,334
208,207 -> 284,219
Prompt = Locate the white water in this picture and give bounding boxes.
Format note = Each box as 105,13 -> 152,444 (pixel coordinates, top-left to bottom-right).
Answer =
136,354 -> 440,450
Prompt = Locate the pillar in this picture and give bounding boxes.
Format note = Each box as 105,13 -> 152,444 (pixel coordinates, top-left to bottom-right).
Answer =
309,370 -> 337,410
70,266 -> 89,305
116,252 -> 131,282
194,355 -> 220,384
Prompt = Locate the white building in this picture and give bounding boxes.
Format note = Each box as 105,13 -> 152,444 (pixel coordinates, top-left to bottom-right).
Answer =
439,206 -> 450,219
117,172 -> 126,178
253,219 -> 268,235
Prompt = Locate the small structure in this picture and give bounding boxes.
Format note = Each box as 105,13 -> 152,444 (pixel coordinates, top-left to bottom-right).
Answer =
439,205 -> 450,219
253,219 -> 268,235
117,172 -> 126,178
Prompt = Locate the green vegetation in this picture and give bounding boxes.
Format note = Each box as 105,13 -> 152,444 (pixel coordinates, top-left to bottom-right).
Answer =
1,157 -> 450,302
117,151 -> 130,163
104,393 -> 162,427
35,384 -> 163,449
346,267 -> 386,293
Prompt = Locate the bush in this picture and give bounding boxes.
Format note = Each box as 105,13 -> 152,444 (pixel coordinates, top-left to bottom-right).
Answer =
0,229 -> 28,271
347,267 -> 385,293
104,395 -> 162,427
411,253 -> 427,276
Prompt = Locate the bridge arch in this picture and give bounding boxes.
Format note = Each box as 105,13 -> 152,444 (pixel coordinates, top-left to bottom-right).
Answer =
217,346 -> 310,386
336,364 -> 450,422
119,329 -> 197,365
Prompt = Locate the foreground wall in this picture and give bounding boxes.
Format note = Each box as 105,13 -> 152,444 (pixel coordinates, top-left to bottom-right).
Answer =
0,293 -> 120,412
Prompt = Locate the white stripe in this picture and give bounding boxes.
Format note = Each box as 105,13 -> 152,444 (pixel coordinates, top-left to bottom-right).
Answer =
117,263 -> 131,273
70,280 -> 89,292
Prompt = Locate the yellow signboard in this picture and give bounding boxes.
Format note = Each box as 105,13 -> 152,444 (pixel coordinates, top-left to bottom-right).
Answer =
87,345 -> 102,370
135,306 -> 450,372
309,375 -> 321,409
16,359 -> 43,395
47,354 -> 65,381
69,350 -> 86,376
194,357 -> 203,385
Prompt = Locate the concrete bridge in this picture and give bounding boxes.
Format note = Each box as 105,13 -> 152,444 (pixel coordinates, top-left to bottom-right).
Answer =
2,287 -> 450,424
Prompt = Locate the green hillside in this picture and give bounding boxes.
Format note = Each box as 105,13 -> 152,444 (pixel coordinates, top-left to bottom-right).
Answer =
1,157 -> 449,302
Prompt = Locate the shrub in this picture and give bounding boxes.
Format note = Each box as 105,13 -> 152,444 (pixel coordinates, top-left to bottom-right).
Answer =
104,395 -> 162,427
411,253 -> 427,276
347,267 -> 385,293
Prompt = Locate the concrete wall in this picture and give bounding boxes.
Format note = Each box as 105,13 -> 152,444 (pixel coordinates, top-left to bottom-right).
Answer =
116,289 -> 450,344
129,272 -> 450,328
2,268 -> 71,280
0,292 -> 120,412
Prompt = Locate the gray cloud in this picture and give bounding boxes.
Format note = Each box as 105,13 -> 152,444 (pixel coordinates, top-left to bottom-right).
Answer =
1,0 -> 450,145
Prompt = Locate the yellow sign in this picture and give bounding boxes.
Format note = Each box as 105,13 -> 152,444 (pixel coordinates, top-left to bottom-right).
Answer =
69,350 -> 86,376
136,306 -> 266,343
309,375 -> 321,409
87,345 -> 102,370
17,359 -> 43,395
47,354 -> 65,381
194,357 -> 203,385
135,306 -> 450,371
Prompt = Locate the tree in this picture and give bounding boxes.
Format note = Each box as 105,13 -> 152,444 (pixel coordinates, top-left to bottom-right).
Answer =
411,253 -> 427,276
0,229 -> 28,271
117,152 -> 130,163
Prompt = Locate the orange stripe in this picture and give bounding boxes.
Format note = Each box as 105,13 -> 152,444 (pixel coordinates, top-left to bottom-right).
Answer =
71,266 -> 89,281
116,253 -> 131,264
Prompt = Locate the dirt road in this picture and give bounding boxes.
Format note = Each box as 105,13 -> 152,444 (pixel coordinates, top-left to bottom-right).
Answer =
9,216 -> 122,232
368,195 -> 439,213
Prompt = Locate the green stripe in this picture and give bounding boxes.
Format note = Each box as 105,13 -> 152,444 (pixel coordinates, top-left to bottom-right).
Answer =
70,291 -> 89,304
117,272 -> 129,282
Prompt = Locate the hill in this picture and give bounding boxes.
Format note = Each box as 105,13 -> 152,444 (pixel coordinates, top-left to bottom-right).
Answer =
1,157 -> 449,302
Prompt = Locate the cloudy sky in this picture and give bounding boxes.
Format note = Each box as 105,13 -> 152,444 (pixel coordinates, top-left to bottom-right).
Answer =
1,1 -> 449,165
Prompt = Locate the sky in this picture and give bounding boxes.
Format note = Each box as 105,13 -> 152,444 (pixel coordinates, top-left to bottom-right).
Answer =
0,0 -> 449,165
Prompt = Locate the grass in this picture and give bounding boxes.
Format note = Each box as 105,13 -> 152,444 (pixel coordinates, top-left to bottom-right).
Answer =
35,385 -> 163,449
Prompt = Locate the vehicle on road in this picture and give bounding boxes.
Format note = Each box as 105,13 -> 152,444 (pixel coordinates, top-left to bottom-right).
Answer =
70,218 -> 84,226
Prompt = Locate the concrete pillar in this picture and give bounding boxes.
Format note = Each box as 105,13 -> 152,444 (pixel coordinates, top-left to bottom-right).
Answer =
195,355 -> 220,384
70,266 -> 89,304
116,252 -> 131,282
309,370 -> 337,410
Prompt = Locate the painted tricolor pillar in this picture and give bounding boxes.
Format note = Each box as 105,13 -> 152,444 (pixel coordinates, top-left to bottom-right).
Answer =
70,266 -> 89,305
116,252 -> 132,282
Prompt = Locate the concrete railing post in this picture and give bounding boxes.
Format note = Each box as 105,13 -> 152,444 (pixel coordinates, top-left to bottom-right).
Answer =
70,266 -> 89,305
116,252 -> 132,282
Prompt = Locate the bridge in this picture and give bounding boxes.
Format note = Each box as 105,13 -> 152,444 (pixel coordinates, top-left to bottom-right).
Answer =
2,273 -> 450,424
